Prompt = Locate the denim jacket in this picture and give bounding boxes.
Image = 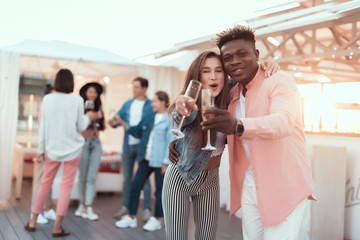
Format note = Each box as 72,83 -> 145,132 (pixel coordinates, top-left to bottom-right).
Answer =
147,114 -> 174,168
172,109 -> 212,185
117,97 -> 155,161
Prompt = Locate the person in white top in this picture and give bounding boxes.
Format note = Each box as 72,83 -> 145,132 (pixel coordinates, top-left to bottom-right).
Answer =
25,69 -> 99,238
115,91 -> 174,231
30,84 -> 57,225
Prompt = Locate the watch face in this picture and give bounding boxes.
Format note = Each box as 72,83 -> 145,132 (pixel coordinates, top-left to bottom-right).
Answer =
236,120 -> 244,135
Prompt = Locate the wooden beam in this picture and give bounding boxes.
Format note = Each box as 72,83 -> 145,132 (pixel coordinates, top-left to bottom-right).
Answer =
339,33 -> 360,50
299,32 -> 329,51
329,27 -> 345,46
291,36 -> 304,54
264,34 -> 293,59
272,47 -> 360,63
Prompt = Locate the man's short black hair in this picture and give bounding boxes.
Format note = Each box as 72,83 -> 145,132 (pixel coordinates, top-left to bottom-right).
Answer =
214,25 -> 256,50
133,77 -> 148,88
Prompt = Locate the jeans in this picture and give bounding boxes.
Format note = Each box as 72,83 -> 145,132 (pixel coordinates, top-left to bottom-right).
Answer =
78,137 -> 102,205
122,144 -> 151,210
129,160 -> 164,218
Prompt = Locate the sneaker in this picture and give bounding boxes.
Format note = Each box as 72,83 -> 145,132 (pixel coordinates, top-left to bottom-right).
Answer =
113,206 -> 128,219
115,215 -> 137,228
83,207 -> 98,221
31,213 -> 48,224
75,204 -> 84,217
143,209 -> 151,222
43,209 -> 56,221
143,217 -> 161,231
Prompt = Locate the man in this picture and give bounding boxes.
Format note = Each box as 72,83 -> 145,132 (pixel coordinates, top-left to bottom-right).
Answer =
201,25 -> 315,240
110,77 -> 154,224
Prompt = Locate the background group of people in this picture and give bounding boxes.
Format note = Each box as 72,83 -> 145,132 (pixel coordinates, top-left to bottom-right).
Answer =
24,24 -> 314,240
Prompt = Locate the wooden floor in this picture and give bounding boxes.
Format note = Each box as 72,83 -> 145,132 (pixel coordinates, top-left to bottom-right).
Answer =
0,179 -> 243,240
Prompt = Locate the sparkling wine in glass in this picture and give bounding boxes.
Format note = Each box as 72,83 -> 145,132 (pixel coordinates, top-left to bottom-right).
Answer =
85,100 -> 95,112
170,80 -> 202,138
201,89 -> 216,151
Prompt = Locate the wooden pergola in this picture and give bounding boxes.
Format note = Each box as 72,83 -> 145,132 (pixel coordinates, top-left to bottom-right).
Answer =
147,0 -> 360,83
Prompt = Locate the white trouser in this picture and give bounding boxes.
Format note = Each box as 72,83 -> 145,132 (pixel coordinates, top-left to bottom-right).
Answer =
241,185 -> 307,240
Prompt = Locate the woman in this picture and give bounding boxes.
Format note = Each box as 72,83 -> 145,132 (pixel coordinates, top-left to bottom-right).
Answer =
115,91 -> 173,231
162,51 -> 279,240
30,84 -> 56,225
25,69 -> 99,238
75,82 -> 105,221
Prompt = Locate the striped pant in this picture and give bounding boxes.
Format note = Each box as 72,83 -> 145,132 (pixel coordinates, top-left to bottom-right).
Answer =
162,163 -> 219,240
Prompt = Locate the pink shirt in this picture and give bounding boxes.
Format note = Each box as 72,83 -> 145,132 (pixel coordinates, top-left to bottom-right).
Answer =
227,68 -> 315,226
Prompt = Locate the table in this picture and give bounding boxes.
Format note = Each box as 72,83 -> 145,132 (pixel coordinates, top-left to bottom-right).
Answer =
95,153 -> 123,193
13,142 -> 38,199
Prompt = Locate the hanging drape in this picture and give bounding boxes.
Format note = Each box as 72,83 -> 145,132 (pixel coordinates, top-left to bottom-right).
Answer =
0,51 -> 20,200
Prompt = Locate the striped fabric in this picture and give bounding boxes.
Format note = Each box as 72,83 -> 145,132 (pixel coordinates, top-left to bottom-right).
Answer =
162,163 -> 220,240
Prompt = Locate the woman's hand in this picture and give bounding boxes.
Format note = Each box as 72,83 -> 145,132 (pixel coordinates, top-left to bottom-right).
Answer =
260,60 -> 280,77
175,95 -> 198,117
35,153 -> 45,163
168,139 -> 179,164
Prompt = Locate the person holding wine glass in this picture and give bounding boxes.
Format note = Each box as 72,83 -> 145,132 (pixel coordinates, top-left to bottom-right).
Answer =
25,69 -> 99,237
200,25 -> 314,240
115,91 -> 173,231
162,50 -> 229,240
74,82 -> 105,221
163,50 -> 280,239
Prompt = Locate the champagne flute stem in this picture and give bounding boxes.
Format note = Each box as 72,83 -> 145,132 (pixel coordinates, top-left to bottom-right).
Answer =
207,129 -> 211,145
177,116 -> 186,131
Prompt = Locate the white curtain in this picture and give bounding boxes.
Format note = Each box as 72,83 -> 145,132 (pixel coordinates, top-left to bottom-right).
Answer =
0,51 -> 20,200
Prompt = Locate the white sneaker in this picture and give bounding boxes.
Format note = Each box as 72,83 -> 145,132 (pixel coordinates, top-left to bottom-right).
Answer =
115,215 -> 137,228
31,213 -> 48,224
113,206 -> 129,219
143,217 -> 161,231
43,209 -> 56,221
75,204 -> 84,217
143,209 -> 151,222
83,207 -> 98,221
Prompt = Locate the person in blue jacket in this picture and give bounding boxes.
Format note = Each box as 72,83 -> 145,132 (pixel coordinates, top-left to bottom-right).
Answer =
115,91 -> 174,231
109,77 -> 154,221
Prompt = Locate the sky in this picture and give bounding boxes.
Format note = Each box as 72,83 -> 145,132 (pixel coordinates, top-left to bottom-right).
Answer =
0,0 -> 295,60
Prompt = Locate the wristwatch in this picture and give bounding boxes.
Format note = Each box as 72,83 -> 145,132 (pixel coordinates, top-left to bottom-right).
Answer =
235,119 -> 244,136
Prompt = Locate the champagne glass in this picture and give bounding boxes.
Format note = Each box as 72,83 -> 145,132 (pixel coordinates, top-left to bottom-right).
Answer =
201,89 -> 216,151
85,100 -> 94,112
170,80 -> 202,138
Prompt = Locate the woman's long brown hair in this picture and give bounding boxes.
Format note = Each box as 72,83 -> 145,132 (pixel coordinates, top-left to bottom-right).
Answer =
169,50 -> 228,149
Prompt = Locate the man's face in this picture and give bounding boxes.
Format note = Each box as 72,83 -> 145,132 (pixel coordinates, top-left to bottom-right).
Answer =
132,81 -> 146,98
220,39 -> 259,84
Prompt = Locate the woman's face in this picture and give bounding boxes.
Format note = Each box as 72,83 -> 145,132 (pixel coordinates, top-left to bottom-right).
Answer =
151,94 -> 165,113
200,57 -> 225,97
86,86 -> 98,101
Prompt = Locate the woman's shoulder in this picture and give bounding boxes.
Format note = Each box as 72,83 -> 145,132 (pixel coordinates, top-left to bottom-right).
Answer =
67,94 -> 84,103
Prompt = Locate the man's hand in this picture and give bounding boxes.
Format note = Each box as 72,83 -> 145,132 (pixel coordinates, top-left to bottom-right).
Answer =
108,119 -> 117,128
108,115 -> 127,129
168,139 -> 179,164
161,164 -> 168,175
261,60 -> 280,77
175,95 -> 198,117
201,109 -> 237,135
